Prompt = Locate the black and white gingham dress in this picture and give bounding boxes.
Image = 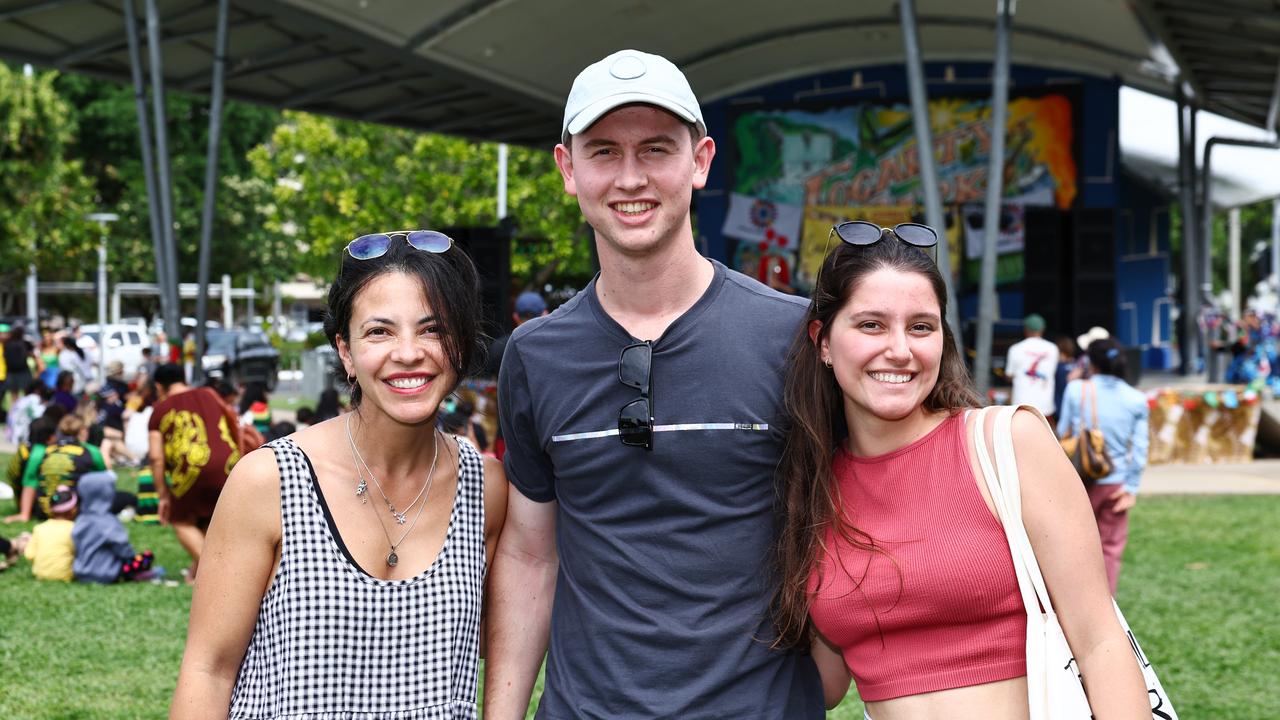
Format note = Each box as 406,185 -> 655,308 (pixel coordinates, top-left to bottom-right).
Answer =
228,436 -> 485,719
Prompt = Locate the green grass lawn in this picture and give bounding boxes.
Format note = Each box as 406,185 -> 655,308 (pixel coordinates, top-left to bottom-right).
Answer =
1,454 -> 1274,718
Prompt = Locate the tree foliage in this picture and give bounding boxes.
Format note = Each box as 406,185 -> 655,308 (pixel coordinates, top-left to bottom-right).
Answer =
1172,199 -> 1277,302
3,66 -> 592,318
0,64 -> 98,294
55,72 -> 292,299
247,111 -> 592,286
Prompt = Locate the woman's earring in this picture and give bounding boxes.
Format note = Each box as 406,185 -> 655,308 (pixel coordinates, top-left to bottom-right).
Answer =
347,374 -> 356,385
823,357 -> 833,369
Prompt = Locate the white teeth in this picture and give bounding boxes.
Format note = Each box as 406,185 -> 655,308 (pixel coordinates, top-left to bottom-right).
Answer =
387,377 -> 427,389
870,372 -> 912,384
615,202 -> 655,214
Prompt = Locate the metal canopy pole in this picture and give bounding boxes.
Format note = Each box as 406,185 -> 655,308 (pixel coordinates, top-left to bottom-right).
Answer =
194,0 -> 230,382
26,265 -> 37,331
973,0 -> 1014,398
898,0 -> 962,353
1228,207 -> 1241,317
1273,199 -> 1280,296
1175,84 -> 1198,375
122,0 -> 172,331
497,143 -> 509,220
87,213 -> 118,383
145,0 -> 182,348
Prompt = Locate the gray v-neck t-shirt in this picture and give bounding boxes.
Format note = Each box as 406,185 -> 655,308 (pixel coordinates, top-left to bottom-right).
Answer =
499,260 -> 822,719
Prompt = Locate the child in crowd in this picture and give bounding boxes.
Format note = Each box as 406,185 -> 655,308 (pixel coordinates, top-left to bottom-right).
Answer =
264,421 -> 296,443
239,382 -> 272,436
294,406 -> 316,427
25,485 -> 77,581
51,370 -> 79,413
72,471 -> 156,583
5,380 -> 48,445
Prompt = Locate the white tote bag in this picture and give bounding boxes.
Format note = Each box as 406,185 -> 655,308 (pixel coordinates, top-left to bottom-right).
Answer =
970,405 -> 1178,720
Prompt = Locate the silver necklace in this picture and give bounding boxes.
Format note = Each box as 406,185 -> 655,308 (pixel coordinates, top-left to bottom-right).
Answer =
346,413 -> 435,524
345,415 -> 441,567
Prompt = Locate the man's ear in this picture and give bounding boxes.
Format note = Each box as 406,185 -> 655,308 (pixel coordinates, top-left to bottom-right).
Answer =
554,143 -> 577,196
691,136 -> 715,190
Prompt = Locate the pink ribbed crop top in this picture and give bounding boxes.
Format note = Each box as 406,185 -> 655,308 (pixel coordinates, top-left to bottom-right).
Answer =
807,412 -> 1026,702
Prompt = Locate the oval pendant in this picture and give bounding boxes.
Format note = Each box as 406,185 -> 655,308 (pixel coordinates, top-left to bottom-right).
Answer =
386,551 -> 398,567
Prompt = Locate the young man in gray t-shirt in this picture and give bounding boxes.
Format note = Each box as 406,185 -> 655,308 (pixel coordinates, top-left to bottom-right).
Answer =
484,49 -> 823,719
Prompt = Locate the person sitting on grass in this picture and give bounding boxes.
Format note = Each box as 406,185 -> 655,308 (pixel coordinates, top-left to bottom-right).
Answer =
10,413 -> 107,524
51,370 -> 79,413
25,485 -> 78,581
5,380 -> 49,446
4,414 -> 58,515
73,471 -> 156,583
0,531 -> 31,572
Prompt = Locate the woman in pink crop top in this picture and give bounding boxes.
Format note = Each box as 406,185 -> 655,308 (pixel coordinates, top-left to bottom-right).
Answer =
769,224 -> 1149,719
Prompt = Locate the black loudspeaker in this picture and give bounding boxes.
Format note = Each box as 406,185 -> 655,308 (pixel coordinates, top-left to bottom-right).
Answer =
441,225 -> 512,341
1022,207 -> 1070,335
1070,208 -> 1116,336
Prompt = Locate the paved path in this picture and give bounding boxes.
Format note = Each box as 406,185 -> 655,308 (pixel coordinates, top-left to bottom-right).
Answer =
1141,459 -> 1280,495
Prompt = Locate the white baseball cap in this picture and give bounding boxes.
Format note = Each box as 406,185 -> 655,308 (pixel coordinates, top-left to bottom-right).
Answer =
561,49 -> 705,145
1076,326 -> 1110,351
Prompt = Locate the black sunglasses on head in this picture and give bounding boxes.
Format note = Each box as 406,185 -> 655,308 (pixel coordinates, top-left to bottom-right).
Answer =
827,221 -> 939,255
617,341 -> 653,450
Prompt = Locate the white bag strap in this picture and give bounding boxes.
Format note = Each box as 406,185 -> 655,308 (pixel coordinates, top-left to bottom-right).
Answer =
971,407 -> 1038,615
970,404 -> 1059,616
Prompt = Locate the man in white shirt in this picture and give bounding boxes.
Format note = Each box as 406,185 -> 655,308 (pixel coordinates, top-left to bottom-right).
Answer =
1005,313 -> 1059,415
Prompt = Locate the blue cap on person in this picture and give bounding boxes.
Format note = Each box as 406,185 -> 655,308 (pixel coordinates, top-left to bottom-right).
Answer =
561,49 -> 705,145
515,291 -> 547,317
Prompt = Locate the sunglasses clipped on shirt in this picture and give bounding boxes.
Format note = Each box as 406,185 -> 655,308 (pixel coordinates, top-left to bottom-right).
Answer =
344,230 -> 454,260
617,341 -> 654,450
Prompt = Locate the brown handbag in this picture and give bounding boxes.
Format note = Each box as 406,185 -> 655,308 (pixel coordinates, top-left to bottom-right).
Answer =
1059,379 -> 1114,483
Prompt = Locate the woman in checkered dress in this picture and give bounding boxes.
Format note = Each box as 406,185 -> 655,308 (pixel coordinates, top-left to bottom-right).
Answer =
171,232 -> 508,718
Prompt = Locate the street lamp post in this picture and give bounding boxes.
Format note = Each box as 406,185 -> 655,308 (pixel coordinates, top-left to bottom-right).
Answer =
87,212 -> 119,384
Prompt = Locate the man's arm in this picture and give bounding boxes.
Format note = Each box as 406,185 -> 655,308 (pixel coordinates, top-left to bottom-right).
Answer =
4,445 -> 44,523
483,487 -> 558,719
148,430 -> 170,525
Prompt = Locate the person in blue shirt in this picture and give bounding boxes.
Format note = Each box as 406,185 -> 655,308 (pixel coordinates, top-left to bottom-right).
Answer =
1056,337 -> 1149,594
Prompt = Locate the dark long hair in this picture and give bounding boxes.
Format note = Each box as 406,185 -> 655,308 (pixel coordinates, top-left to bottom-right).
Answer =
1086,337 -> 1127,379
771,235 -> 980,650
323,234 -> 484,408
239,382 -> 268,415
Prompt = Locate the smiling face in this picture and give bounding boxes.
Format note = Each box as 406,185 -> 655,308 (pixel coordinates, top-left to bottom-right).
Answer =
817,267 -> 944,434
554,104 -> 714,260
336,271 -> 456,427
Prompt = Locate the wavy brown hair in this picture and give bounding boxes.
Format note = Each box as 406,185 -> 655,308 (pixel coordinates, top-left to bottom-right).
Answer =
770,234 -> 980,650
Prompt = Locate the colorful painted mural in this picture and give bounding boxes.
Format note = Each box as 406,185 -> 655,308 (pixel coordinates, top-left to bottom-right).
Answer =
725,94 -> 1077,291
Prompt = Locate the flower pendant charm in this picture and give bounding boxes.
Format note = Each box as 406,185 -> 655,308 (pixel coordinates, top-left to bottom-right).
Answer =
394,511 -> 407,525
386,551 -> 398,567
